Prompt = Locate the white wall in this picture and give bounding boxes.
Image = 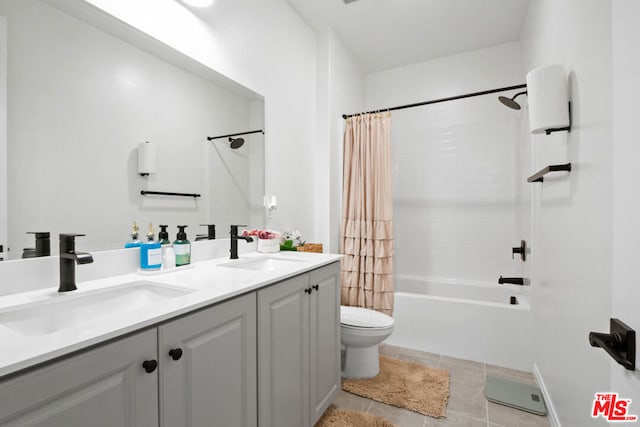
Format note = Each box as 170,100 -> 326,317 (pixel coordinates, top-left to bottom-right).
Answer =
366,42 -> 524,110
611,0 -> 640,406
2,0 -> 257,255
365,43 -> 527,284
82,0 -> 319,242
315,28 -> 365,253
521,0 -> 613,425
248,100 -> 266,228
0,17 -> 6,261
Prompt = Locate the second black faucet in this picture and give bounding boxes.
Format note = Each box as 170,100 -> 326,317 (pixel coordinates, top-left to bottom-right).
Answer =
230,225 -> 253,259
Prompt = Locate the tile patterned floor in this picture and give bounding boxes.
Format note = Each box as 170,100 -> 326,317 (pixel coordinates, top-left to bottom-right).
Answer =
330,344 -> 551,427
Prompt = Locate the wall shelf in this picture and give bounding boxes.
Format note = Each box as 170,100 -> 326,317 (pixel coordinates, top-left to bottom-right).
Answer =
527,163 -> 572,183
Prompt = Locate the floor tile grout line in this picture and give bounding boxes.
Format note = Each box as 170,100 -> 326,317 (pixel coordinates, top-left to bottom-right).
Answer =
365,399 -> 373,413
484,362 -> 490,426
346,344 -> 549,427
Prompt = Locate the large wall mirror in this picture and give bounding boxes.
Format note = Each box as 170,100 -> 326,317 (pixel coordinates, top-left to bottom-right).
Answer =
0,0 -> 265,260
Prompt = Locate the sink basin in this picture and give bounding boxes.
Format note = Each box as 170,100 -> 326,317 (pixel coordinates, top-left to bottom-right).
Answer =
0,281 -> 194,337
219,257 -> 304,272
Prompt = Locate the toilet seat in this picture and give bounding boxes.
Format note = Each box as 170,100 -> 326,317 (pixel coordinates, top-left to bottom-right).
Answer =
340,306 -> 394,329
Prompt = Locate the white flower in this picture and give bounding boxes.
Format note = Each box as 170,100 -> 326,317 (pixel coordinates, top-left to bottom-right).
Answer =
283,229 -> 305,246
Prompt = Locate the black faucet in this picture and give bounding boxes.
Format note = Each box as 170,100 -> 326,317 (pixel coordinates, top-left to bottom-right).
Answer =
230,225 -> 253,260
498,276 -> 525,286
59,234 -> 94,292
195,224 -> 216,241
22,232 -> 51,258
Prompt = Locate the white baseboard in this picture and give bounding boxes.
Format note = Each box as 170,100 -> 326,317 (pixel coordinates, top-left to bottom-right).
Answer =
533,363 -> 561,427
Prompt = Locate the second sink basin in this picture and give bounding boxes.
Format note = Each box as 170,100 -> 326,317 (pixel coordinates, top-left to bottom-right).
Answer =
219,256 -> 305,272
0,281 -> 194,337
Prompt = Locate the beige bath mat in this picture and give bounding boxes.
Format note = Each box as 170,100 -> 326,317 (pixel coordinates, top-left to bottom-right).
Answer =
315,408 -> 397,427
342,356 -> 450,418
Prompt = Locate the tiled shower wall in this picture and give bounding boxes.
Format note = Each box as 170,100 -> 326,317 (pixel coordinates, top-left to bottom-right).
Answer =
365,42 -> 526,285
392,97 -> 525,283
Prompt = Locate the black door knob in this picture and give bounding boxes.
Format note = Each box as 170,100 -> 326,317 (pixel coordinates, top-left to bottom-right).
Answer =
304,287 -> 312,294
142,359 -> 158,373
169,348 -> 183,361
312,284 -> 319,291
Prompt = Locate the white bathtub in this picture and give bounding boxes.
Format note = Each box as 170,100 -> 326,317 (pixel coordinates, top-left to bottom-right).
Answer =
385,275 -> 533,371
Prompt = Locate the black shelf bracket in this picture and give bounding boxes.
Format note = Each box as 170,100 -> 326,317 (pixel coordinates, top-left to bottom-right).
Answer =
589,318 -> 635,371
140,190 -> 201,198
527,163 -> 572,183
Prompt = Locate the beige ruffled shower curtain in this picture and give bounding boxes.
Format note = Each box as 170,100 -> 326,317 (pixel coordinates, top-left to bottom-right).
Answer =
340,112 -> 394,315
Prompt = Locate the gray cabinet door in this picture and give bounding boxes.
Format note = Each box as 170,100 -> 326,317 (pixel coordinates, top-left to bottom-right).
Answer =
308,262 -> 341,426
258,274 -> 310,427
159,292 -> 257,427
0,328 -> 158,427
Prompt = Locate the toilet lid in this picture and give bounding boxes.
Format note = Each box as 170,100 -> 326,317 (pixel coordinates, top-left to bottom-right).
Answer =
340,306 -> 394,328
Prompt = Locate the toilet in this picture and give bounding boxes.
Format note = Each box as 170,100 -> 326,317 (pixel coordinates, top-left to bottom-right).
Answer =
340,305 -> 395,378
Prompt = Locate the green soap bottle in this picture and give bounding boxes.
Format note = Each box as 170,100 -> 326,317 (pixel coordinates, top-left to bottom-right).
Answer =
158,224 -> 170,245
173,225 -> 191,266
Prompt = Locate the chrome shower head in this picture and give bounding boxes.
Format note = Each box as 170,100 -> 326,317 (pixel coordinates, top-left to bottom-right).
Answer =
229,137 -> 245,149
498,91 -> 527,110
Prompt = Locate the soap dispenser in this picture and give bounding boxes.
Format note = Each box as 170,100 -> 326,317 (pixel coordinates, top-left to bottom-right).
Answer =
158,224 -> 170,245
140,223 -> 162,270
158,224 -> 175,269
173,225 -> 191,267
125,221 -> 142,248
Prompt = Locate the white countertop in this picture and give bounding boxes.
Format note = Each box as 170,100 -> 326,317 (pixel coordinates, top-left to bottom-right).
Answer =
0,251 -> 342,378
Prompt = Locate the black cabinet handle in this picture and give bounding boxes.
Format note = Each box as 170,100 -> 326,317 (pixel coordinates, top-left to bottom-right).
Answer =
304,287 -> 312,294
312,284 -> 319,291
169,348 -> 183,361
142,359 -> 158,373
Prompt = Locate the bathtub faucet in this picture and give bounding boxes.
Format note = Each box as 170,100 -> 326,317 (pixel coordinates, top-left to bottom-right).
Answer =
498,276 -> 524,286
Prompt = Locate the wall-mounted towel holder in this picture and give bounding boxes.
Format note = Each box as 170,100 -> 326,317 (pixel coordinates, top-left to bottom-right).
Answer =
140,190 -> 201,198
527,163 -> 572,183
543,102 -> 572,135
589,318 -> 635,371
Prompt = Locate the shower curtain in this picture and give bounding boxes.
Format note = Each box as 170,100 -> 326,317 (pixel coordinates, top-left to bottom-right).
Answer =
341,112 -> 394,315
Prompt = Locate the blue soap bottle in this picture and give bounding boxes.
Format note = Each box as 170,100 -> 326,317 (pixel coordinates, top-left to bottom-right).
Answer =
140,223 -> 162,270
125,221 -> 142,248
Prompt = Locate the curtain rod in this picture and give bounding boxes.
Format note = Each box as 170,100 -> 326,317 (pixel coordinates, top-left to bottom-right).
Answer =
206,129 -> 264,141
341,83 -> 527,119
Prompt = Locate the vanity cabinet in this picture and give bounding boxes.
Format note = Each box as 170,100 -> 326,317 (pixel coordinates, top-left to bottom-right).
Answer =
257,262 -> 340,427
158,292 -> 256,427
0,261 -> 339,427
0,329 -> 159,427
0,294 -> 256,427
308,263 -> 341,424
